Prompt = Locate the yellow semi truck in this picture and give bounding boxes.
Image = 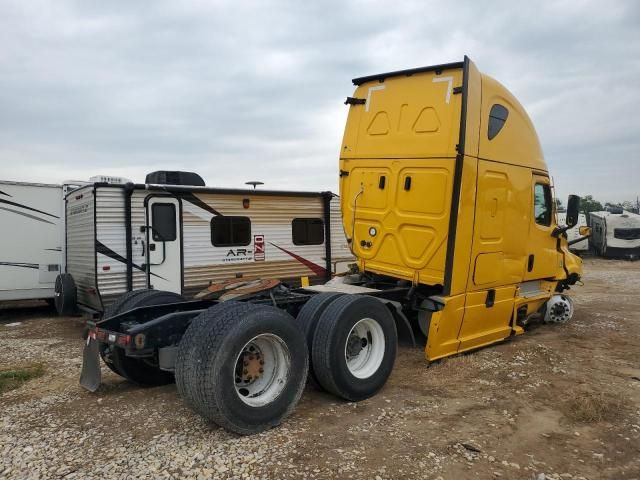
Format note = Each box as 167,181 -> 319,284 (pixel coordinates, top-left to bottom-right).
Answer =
339,56 -> 584,361
81,57 -> 586,434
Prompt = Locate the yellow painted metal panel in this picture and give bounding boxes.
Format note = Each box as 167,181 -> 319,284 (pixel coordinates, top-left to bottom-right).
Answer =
457,286 -> 516,352
467,160 -> 531,291
447,155 -> 478,295
425,293 -> 465,361
478,75 -> 547,172
341,158 -> 455,285
341,68 -> 463,159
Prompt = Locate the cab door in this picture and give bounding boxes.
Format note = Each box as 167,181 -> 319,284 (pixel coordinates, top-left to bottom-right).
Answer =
145,197 -> 182,294
524,175 -> 559,280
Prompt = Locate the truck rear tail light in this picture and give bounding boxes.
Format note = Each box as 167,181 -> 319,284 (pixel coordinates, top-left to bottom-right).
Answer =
95,329 -> 107,341
116,335 -> 131,346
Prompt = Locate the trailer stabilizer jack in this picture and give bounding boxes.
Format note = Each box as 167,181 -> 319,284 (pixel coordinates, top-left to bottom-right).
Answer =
80,337 -> 102,392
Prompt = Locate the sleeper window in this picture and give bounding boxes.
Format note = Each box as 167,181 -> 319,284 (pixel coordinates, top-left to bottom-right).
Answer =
292,218 -> 324,245
488,104 -> 509,140
533,183 -> 552,226
151,203 -> 177,241
211,216 -> 251,247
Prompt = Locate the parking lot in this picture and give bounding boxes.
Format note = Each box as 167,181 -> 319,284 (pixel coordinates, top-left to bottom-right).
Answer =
1,257 -> 639,480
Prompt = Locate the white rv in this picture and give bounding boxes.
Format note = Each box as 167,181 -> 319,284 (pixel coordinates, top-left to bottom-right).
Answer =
56,171 -> 353,314
557,212 -> 588,252
589,209 -> 640,259
0,181 -> 68,302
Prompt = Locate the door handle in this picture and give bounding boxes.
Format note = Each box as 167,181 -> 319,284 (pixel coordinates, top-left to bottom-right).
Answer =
527,254 -> 535,272
485,289 -> 496,308
149,243 -> 156,251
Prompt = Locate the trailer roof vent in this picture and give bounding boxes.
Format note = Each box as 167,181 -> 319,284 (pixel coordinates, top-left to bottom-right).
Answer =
145,171 -> 205,187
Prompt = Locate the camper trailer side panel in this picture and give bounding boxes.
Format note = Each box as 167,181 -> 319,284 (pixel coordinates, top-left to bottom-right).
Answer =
180,192 -> 337,297
591,211 -> 640,258
66,186 -> 99,309
0,181 -> 63,301
94,187 -> 147,308
329,196 -> 353,273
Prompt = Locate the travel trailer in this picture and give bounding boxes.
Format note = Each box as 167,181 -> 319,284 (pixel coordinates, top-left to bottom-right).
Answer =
557,212 -> 588,252
589,209 -> 640,259
56,171 -> 352,315
80,57 -> 585,436
0,181 -> 70,302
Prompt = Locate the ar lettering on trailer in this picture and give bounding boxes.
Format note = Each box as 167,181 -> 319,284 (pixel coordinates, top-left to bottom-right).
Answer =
225,248 -> 252,257
223,248 -> 253,263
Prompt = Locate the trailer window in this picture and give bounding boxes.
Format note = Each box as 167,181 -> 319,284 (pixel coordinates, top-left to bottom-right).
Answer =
534,183 -> 552,226
292,218 -> 324,245
151,203 -> 177,241
211,216 -> 251,247
488,104 -> 509,140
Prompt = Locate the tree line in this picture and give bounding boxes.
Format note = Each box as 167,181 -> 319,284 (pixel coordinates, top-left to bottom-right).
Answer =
556,196 -> 639,215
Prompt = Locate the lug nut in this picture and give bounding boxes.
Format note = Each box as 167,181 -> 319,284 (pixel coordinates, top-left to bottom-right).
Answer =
243,368 -> 248,374
259,360 -> 264,365
259,368 -> 264,373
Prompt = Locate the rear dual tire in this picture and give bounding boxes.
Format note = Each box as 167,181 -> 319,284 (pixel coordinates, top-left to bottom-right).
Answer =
295,292 -> 344,384
176,303 -> 308,435
309,295 -> 398,402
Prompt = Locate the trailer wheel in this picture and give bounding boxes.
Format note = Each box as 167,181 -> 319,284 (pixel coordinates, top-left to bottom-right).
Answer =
184,304 -> 308,435
296,292 -> 344,384
105,289 -> 185,386
312,295 -> 397,401
175,301 -> 253,410
54,273 -> 77,316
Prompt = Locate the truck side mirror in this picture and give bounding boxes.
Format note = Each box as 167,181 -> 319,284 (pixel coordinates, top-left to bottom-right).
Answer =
566,195 -> 580,228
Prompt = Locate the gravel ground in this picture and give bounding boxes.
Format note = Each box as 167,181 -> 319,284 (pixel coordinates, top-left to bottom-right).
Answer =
1,257 -> 639,479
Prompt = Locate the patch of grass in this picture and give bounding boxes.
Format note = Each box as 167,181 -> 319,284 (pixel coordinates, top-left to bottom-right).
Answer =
0,363 -> 45,394
563,391 -> 630,424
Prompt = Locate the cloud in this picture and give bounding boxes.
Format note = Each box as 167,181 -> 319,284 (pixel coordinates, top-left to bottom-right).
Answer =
0,0 -> 637,202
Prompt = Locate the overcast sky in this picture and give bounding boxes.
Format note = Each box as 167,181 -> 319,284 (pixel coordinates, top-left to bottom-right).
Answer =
0,0 -> 638,203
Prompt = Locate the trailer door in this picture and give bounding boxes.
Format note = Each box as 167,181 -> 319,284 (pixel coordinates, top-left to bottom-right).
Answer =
146,197 -> 182,294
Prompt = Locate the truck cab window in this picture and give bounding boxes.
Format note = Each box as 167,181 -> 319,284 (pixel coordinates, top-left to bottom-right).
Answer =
534,183 -> 552,226
151,203 -> 177,241
292,218 -> 324,245
211,216 -> 251,247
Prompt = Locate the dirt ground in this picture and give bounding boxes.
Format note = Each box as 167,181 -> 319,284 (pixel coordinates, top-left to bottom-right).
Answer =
1,257 -> 639,480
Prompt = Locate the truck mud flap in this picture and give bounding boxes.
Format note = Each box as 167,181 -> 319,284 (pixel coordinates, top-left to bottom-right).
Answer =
80,337 -> 101,392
